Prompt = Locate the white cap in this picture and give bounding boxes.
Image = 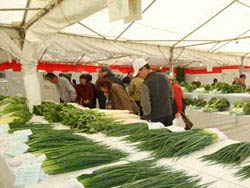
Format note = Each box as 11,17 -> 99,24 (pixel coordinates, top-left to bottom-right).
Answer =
167,72 -> 174,80
132,58 -> 147,77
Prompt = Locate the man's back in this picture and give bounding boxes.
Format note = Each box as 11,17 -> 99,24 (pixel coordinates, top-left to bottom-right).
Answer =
143,72 -> 172,119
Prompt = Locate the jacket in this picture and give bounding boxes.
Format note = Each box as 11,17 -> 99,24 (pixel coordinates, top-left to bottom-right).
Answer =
129,77 -> 144,101
75,83 -> 94,107
109,83 -> 138,113
141,72 -> 172,119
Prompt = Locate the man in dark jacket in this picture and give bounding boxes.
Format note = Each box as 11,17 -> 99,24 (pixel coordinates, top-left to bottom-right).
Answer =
133,59 -> 172,126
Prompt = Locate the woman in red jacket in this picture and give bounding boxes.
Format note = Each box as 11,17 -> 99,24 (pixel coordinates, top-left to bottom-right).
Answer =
75,74 -> 94,107
167,74 -> 185,120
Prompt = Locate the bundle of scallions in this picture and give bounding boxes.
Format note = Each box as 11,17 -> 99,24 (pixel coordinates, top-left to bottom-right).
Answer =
202,142 -> 250,165
133,129 -> 218,159
10,123 -> 127,175
78,160 -> 207,188
27,129 -> 127,174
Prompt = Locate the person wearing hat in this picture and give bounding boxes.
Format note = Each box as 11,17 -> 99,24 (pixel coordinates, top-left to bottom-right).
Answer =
133,59 -> 172,126
191,77 -> 201,88
75,74 -> 94,107
167,73 -> 185,120
98,66 -> 124,88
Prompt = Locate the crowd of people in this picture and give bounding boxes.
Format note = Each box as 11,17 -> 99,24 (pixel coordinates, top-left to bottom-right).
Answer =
45,59 -> 186,127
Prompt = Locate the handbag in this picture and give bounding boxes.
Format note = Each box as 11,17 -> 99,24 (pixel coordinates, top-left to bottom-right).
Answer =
181,112 -> 193,130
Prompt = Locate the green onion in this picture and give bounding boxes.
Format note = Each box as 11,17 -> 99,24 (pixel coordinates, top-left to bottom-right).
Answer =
202,142 -> 250,165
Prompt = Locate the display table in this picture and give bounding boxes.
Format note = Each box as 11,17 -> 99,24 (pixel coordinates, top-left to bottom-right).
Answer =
187,108 -> 250,141
184,92 -> 250,103
1,114 -> 250,188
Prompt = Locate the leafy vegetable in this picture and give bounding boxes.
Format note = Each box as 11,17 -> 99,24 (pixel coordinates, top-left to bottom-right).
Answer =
192,98 -> 207,108
204,98 -> 230,111
243,102 -> 250,115
0,96 -> 32,124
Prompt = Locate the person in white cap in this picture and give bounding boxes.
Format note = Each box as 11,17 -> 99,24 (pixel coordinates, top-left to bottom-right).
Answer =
133,58 -> 173,126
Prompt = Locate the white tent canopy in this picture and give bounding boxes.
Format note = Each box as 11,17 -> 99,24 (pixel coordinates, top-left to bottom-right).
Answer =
1,0 -> 250,106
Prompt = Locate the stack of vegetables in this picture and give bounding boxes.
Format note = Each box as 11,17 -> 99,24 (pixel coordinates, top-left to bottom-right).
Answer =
180,82 -> 197,92
204,97 -> 230,112
33,102 -> 121,133
0,96 -> 32,124
77,160 -> 206,188
202,142 -> 250,179
213,82 -> 243,93
9,123 -> 127,175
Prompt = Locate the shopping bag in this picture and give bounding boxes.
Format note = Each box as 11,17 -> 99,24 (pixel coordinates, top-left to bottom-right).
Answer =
181,112 -> 193,130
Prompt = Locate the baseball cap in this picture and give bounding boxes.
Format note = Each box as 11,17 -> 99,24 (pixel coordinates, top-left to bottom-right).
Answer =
132,58 -> 147,77
99,66 -> 110,73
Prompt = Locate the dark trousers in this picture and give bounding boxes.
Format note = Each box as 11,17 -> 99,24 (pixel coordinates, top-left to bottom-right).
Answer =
151,115 -> 172,127
136,101 -> 143,116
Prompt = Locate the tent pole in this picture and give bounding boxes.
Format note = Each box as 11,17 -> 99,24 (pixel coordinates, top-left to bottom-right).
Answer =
169,47 -> 174,73
240,56 -> 244,74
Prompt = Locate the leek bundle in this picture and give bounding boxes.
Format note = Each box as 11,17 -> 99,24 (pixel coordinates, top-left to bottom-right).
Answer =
136,129 -> 217,158
78,161 -> 206,188
121,173 -> 205,188
25,125 -> 127,174
202,142 -> 250,165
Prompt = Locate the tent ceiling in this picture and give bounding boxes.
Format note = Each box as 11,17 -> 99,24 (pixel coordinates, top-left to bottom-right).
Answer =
0,0 -> 54,26
1,0 -> 250,67
61,0 -> 250,54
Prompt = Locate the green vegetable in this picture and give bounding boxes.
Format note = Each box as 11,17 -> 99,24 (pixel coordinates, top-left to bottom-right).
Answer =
0,96 -> 32,124
121,173 -> 206,188
243,102 -> 250,115
192,98 -> 207,108
119,129 -> 217,159
78,161 -> 206,188
78,161 -> 166,188
202,142 -> 250,165
183,98 -> 193,106
204,98 -> 230,112
237,165 -> 250,179
9,122 -> 127,175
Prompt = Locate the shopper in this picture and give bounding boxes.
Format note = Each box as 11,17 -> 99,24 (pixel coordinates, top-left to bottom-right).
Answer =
236,74 -> 246,92
128,73 -> 144,116
83,74 -> 97,108
96,78 -> 138,114
45,72 -> 76,103
191,77 -> 201,88
133,58 -> 172,126
97,66 -> 125,109
75,74 -> 94,107
167,73 -> 185,120
99,66 -> 124,88
211,78 -> 218,86
232,77 -> 239,85
122,72 -> 133,85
